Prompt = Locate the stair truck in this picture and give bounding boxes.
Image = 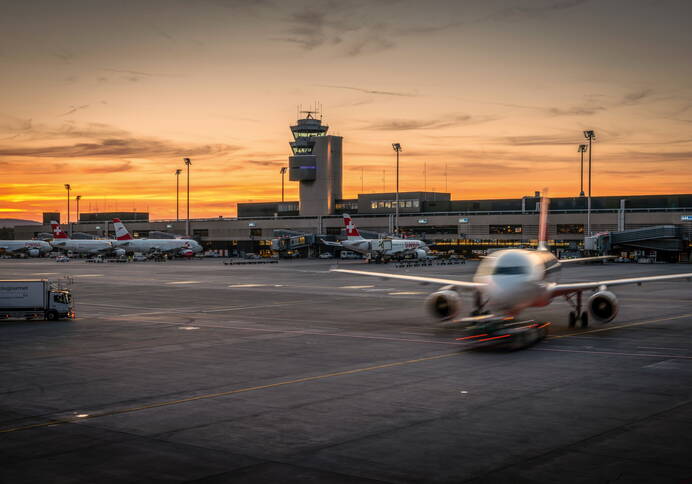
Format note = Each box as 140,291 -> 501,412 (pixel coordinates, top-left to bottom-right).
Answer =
0,280 -> 74,321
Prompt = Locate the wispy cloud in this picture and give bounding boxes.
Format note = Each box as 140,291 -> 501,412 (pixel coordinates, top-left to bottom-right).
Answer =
318,84 -> 418,97
59,104 -> 90,117
484,0 -> 591,22
0,137 -> 242,159
362,114 -> 495,131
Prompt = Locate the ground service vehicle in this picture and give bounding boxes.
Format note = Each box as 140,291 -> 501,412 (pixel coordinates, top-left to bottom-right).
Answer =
0,280 -> 74,321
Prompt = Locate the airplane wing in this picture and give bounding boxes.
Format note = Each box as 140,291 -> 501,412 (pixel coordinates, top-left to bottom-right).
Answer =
558,256 -> 617,264
320,238 -> 343,247
550,272 -> 692,296
330,268 -> 485,290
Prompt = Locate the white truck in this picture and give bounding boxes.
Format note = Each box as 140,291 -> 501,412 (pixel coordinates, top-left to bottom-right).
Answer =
0,280 -> 74,321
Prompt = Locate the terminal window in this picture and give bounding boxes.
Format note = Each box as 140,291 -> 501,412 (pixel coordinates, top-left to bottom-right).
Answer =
557,224 -> 584,234
249,228 -> 262,237
193,229 -> 209,237
489,224 -> 523,234
370,199 -> 419,209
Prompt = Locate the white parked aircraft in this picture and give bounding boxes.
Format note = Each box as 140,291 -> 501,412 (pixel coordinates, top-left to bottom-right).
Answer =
50,221 -> 122,256
322,214 -> 428,262
332,196 -> 692,328
112,219 -> 202,257
0,239 -> 51,257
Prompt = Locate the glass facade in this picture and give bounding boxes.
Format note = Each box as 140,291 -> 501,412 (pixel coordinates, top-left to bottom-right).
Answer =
557,224 -> 584,234
489,224 -> 523,234
370,199 -> 419,209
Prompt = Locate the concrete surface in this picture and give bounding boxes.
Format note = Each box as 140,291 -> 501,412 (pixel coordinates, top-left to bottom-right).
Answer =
1,258 -> 691,483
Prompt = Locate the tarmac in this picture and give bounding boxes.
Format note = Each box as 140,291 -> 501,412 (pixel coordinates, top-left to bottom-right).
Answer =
1,257 -> 691,483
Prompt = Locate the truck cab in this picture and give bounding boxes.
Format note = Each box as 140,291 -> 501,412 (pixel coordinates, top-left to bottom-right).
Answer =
48,290 -> 73,320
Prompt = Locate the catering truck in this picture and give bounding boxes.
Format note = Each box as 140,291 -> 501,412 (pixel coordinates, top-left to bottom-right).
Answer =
0,280 -> 74,320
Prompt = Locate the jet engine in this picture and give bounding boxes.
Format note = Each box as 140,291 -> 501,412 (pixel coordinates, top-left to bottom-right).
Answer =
588,290 -> 618,323
179,248 -> 194,258
28,248 -> 40,257
415,249 -> 427,259
425,288 -> 462,321
113,248 -> 126,257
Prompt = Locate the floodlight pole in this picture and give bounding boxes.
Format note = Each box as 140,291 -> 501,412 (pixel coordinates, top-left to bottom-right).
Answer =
584,131 -> 595,236
75,195 -> 81,225
392,143 -> 402,235
280,167 -> 287,202
577,145 -> 586,197
64,184 -> 71,236
175,169 -> 182,222
184,158 -> 191,236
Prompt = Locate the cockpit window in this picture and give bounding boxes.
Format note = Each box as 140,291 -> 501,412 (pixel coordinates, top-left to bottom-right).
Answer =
493,266 -> 528,275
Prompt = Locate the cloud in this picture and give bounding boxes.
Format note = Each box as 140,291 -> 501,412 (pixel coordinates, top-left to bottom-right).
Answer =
246,159 -> 285,167
546,105 -> 607,116
59,104 -> 90,117
621,88 -> 654,105
362,114 -> 495,131
501,135 -> 587,146
81,161 -> 134,173
0,137 -> 242,159
484,0 -> 591,22
318,84 -> 418,97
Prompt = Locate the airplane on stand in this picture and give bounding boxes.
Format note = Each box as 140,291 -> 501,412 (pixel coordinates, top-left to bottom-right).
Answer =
112,219 -> 202,257
332,195 -> 692,328
322,214 -> 428,262
50,221 -> 123,256
0,239 -> 52,257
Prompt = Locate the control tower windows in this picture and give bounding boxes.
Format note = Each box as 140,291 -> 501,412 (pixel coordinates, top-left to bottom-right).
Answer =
291,146 -> 313,155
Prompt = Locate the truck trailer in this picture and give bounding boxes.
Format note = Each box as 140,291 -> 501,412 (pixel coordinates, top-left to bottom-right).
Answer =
0,280 -> 74,320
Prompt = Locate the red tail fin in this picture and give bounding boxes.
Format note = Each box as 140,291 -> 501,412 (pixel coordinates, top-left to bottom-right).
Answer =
51,221 -> 68,239
343,214 -> 362,240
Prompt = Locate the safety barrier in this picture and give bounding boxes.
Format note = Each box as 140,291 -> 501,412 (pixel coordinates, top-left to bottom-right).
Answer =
223,259 -> 279,265
393,259 -> 466,269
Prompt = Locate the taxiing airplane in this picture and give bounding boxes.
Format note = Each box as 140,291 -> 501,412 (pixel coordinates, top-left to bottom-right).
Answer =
112,219 -> 202,257
0,239 -> 52,257
322,214 -> 428,262
50,221 -> 122,256
332,195 -> 692,328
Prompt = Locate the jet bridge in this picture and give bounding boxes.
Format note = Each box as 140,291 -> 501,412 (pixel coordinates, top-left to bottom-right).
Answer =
610,225 -> 685,252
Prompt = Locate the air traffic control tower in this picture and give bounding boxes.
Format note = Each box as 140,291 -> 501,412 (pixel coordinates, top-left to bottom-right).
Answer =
288,112 -> 342,216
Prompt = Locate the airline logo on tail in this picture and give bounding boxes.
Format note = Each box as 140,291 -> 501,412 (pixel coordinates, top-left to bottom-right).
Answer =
112,218 -> 133,240
343,214 -> 363,240
51,221 -> 68,239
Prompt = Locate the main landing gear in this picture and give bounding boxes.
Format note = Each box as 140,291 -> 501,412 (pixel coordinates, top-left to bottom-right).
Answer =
566,292 -> 589,328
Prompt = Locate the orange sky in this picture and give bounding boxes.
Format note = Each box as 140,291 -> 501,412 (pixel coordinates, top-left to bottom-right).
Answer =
2,1 -> 691,222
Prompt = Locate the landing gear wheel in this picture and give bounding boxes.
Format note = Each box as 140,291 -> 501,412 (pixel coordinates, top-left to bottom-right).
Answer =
568,311 -> 577,328
580,311 -> 589,328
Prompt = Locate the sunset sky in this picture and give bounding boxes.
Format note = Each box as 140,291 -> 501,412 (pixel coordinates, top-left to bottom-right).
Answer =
2,0 -> 691,221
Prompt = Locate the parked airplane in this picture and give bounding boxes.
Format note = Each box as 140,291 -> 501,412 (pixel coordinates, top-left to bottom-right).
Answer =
112,219 -> 202,257
50,221 -> 123,256
322,214 -> 428,262
332,196 -> 692,328
0,240 -> 51,257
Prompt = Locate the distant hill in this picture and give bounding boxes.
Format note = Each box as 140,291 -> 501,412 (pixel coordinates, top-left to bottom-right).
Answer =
0,218 -> 41,228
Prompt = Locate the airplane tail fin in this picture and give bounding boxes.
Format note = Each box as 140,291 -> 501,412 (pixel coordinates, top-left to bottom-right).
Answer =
50,221 -> 68,239
112,218 -> 133,240
537,189 -> 550,251
343,214 -> 364,241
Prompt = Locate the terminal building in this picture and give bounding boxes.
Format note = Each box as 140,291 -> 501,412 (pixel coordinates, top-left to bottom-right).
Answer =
14,113 -> 692,262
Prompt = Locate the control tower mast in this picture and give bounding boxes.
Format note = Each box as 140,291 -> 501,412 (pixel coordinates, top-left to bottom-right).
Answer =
288,109 -> 342,216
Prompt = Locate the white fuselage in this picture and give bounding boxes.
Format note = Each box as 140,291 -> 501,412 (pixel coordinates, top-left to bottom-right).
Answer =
342,238 -> 427,258
0,240 -> 52,255
50,239 -> 113,255
114,238 -> 202,254
472,249 -> 561,316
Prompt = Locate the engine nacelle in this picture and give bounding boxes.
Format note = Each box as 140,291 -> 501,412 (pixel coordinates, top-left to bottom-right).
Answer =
425,289 -> 462,321
28,248 -> 40,257
415,249 -> 427,259
179,248 -> 194,258
588,290 -> 618,323
113,248 -> 126,257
